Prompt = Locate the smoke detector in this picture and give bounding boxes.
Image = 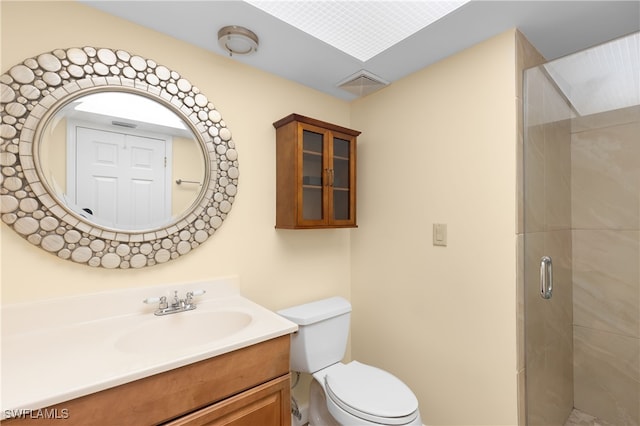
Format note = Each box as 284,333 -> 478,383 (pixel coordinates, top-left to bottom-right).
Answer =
337,70 -> 390,97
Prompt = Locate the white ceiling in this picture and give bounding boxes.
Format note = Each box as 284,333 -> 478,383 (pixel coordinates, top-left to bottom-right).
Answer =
82,1 -> 640,102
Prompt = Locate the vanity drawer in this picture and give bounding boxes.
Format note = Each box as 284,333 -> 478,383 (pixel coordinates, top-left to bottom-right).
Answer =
164,374 -> 290,426
2,336 -> 290,426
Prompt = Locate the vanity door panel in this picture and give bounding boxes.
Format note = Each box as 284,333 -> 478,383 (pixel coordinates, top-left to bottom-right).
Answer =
164,375 -> 290,426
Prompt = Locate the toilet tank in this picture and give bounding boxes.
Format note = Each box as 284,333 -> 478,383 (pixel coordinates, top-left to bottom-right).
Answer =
277,297 -> 351,373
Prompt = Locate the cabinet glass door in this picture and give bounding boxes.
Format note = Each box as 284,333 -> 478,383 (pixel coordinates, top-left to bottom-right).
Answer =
302,130 -> 324,221
332,136 -> 351,221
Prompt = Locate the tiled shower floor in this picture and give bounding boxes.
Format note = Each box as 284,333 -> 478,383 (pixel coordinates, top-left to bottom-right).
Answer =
564,409 -> 616,426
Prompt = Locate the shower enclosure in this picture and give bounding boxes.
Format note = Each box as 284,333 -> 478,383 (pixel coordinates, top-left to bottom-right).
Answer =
523,32 -> 639,425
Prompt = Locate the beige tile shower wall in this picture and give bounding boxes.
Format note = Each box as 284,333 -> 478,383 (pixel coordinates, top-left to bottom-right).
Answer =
571,107 -> 640,426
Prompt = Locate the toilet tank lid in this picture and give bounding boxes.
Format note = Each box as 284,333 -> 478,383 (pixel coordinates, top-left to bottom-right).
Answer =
277,297 -> 351,325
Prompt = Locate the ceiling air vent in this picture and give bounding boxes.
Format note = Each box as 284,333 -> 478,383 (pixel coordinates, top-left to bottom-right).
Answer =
337,70 -> 389,97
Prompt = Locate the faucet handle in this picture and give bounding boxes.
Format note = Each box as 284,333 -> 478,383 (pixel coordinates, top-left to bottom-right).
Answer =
143,295 -> 168,309
185,289 -> 206,304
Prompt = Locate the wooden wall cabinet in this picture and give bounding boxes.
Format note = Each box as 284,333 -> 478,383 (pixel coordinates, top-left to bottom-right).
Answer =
273,114 -> 360,229
2,336 -> 291,426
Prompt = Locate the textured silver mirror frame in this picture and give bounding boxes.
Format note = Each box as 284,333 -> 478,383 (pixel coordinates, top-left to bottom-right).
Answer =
0,47 -> 239,269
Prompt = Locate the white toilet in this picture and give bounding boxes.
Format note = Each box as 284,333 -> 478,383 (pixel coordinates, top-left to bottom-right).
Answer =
278,297 -> 422,426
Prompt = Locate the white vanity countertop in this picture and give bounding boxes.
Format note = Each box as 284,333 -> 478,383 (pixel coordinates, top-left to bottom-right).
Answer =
0,277 -> 297,419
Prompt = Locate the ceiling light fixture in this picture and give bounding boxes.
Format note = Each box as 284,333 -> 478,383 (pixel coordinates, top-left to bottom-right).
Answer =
218,25 -> 259,56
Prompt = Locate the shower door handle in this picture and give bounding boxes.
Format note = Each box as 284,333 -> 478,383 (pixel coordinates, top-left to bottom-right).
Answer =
540,256 -> 553,299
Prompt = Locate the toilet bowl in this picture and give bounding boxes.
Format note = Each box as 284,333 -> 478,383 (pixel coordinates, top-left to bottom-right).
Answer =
313,361 -> 421,425
278,297 -> 422,426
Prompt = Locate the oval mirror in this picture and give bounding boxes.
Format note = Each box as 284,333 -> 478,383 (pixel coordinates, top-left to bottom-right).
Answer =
39,91 -> 206,232
0,47 -> 239,269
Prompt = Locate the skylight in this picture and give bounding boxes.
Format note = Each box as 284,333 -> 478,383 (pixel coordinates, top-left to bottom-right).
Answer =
245,1 -> 469,62
544,31 -> 639,116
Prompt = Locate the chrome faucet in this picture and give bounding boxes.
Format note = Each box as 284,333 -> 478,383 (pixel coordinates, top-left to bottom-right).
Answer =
143,289 -> 206,316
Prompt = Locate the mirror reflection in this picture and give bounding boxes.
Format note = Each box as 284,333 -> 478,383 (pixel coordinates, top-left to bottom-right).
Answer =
39,92 -> 205,231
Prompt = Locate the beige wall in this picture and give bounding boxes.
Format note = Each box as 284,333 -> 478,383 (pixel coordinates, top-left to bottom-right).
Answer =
350,30 -> 521,425
2,2 -> 533,425
571,106 -> 640,425
0,1 -> 352,313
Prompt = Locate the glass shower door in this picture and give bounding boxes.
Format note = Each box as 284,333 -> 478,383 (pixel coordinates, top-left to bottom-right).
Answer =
523,32 -> 640,426
523,61 -> 574,426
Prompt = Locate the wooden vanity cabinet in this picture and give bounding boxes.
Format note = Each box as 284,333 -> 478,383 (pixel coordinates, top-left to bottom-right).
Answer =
273,114 -> 360,229
2,336 -> 291,426
165,375 -> 289,426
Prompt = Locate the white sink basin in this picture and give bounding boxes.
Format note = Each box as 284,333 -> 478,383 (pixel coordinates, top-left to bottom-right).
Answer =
115,310 -> 253,354
1,277 -> 298,418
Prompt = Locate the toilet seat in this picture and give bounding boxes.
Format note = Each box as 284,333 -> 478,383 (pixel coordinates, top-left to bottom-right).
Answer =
321,361 -> 419,425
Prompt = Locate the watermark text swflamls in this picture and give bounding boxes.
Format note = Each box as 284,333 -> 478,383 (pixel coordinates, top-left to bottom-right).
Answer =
4,408 -> 69,420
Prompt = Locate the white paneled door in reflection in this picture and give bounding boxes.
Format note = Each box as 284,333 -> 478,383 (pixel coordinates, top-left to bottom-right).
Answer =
73,125 -> 171,230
